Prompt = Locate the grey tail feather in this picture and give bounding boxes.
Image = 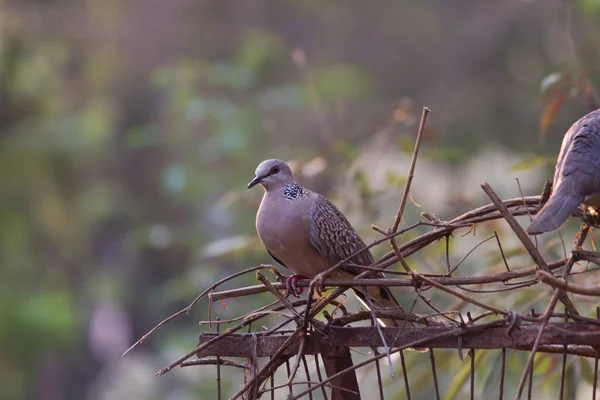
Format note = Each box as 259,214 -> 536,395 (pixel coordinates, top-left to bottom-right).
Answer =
527,188 -> 583,234
352,286 -> 409,328
353,287 -> 428,352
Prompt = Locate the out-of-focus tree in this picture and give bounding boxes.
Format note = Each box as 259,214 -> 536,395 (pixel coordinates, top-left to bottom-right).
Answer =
1,1 -> 600,398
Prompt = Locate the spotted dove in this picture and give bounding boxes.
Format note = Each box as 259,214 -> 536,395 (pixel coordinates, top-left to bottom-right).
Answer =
248,159 -> 404,327
528,109 -> 600,234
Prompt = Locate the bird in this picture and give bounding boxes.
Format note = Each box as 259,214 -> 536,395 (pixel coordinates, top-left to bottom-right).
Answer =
248,159 -> 405,327
527,109 -> 600,234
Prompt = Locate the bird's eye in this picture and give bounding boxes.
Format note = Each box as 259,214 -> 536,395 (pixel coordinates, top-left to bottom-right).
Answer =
270,165 -> 280,174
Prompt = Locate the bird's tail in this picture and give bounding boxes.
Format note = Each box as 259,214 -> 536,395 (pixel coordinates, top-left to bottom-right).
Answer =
352,286 -> 411,328
527,184 -> 583,234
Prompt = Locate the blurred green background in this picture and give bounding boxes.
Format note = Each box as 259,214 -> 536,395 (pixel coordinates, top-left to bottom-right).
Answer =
2,1 -> 600,399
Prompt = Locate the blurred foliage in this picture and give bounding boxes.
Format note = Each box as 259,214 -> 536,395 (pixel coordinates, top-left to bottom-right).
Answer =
1,1 -> 600,399
578,0 -> 600,13
539,71 -> 599,138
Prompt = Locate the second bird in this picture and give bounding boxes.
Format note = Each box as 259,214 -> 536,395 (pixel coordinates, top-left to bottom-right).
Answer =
248,159 -> 403,327
528,109 -> 600,234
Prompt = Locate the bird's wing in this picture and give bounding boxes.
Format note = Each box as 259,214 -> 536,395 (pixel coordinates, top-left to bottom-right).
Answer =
307,194 -> 375,275
556,110 -> 600,197
267,249 -> 288,269
307,194 -> 403,319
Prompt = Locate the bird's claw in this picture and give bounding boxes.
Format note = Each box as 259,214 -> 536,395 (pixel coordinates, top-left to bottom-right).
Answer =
506,310 -> 519,336
271,268 -> 288,284
310,273 -> 326,296
285,274 -> 308,297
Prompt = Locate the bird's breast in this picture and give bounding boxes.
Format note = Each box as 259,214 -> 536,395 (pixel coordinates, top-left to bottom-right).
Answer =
256,198 -> 327,277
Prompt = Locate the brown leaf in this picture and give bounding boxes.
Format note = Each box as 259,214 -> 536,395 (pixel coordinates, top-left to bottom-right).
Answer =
539,72 -> 572,105
540,93 -> 567,140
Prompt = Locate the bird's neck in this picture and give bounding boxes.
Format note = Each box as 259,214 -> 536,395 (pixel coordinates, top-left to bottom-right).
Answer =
263,181 -> 308,200
282,182 -> 308,200
266,181 -> 307,200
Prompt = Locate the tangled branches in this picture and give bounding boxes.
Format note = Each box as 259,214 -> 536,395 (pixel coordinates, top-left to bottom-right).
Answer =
123,108 -> 600,400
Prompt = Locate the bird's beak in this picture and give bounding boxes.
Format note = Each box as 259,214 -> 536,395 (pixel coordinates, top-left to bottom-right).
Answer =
247,176 -> 262,189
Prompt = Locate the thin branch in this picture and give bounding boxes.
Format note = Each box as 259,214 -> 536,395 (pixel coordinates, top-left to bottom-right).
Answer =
412,272 -> 509,316
537,270 -> 600,296
289,319 -> 507,400
515,224 -> 590,399
285,335 -> 308,388
481,183 -> 580,316
256,272 -> 303,319
208,259 -> 569,301
180,358 -> 251,370
448,234 -> 497,275
230,330 -> 300,400
391,107 -> 431,232
514,275 -> 563,400
311,221 -> 425,284
123,264 -> 271,356
154,300 -> 284,377
362,288 -> 394,376
388,107 -> 430,274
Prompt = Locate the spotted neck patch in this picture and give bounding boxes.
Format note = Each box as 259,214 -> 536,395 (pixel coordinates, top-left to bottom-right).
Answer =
282,182 -> 307,200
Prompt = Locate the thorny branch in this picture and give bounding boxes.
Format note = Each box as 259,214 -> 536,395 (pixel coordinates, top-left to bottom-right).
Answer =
537,269 -> 600,296
208,258 -> 568,302
142,184 -> 600,398
515,224 -> 592,400
388,106 -> 431,274
122,105 -> 600,399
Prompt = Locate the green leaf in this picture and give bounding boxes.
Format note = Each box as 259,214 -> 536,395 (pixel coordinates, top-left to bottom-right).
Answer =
237,29 -> 285,73
444,352 -> 475,400
577,0 -> 600,14
352,169 -> 371,198
579,357 -> 597,384
310,65 -> 372,104
426,147 -> 466,162
385,171 -> 407,187
398,136 -> 415,154
510,156 -> 556,172
256,85 -> 306,110
206,63 -> 254,90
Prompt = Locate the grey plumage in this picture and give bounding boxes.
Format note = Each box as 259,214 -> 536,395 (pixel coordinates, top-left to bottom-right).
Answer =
308,193 -> 402,326
528,109 -> 600,234
249,159 -> 403,327
309,194 -> 374,269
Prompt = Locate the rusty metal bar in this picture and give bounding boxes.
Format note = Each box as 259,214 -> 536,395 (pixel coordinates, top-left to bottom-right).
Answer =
470,349 -> 475,400
400,350 -> 412,400
196,323 -> 600,358
269,356 -> 274,400
527,353 -> 534,400
285,359 -> 293,398
301,356 -> 314,400
560,311 -> 569,400
321,347 -> 361,400
595,352 -> 599,400
216,318 -> 221,400
372,348 -> 385,400
429,349 -> 440,400
595,307 -> 600,400
560,346 -> 567,400
314,355 -> 329,400
499,349 -> 506,400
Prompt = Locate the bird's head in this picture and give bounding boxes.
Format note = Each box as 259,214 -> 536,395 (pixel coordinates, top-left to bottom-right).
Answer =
247,159 -> 293,190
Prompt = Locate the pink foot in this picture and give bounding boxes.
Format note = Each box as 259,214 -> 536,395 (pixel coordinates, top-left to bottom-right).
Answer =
285,274 -> 309,296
